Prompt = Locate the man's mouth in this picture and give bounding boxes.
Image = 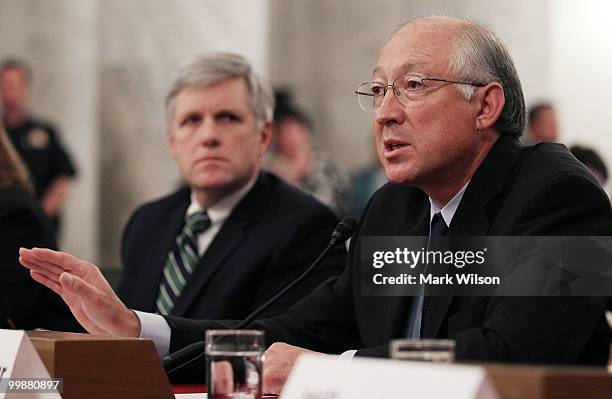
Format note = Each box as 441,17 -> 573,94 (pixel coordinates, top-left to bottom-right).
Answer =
383,139 -> 410,154
195,156 -> 226,165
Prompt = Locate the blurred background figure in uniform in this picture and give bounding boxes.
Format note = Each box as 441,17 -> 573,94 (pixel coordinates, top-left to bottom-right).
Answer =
527,102 -> 559,144
0,123 -> 78,330
0,58 -> 77,238
266,90 -> 352,216
570,144 -> 609,187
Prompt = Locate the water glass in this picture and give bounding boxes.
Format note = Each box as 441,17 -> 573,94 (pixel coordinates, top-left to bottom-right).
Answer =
390,339 -> 455,363
206,330 -> 265,399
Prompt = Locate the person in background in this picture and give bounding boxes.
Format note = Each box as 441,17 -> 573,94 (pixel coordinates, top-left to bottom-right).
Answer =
0,123 -> 77,330
0,58 -> 77,237
526,102 -> 558,144
266,90 -> 352,216
350,137 -> 387,218
570,144 -> 609,187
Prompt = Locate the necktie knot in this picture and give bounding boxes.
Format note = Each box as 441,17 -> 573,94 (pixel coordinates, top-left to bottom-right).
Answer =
186,210 -> 211,236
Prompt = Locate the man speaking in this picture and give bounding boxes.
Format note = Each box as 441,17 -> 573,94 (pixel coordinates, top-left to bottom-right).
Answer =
20,16 -> 611,393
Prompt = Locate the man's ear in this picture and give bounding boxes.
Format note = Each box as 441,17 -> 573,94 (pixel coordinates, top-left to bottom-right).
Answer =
258,120 -> 273,157
475,82 -> 505,131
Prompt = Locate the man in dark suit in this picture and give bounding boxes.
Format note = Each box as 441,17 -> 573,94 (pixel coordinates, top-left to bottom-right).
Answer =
20,16 -> 612,392
116,53 -> 345,324
118,172 -> 343,320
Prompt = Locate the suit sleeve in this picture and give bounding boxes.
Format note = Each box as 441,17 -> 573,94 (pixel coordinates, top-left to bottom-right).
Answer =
165,260 -> 362,383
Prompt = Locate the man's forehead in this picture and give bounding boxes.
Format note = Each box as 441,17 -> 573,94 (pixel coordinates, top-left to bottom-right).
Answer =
372,22 -> 457,78
178,79 -> 249,103
372,61 -> 430,78
173,78 -> 253,118
0,67 -> 28,79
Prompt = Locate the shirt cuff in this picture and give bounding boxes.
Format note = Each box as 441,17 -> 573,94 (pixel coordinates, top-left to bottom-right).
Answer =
133,310 -> 171,358
338,350 -> 357,360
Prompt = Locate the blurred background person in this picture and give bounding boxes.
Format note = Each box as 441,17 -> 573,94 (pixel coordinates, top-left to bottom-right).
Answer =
0,123 -> 78,330
526,102 -> 559,144
0,58 -> 77,238
570,144 -> 609,187
266,90 -> 352,216
350,137 -> 387,219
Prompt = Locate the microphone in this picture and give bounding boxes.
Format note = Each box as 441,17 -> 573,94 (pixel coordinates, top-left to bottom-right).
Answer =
162,217 -> 357,374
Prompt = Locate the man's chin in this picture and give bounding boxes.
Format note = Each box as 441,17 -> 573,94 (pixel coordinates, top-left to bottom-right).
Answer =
190,175 -> 251,195
384,168 -> 417,185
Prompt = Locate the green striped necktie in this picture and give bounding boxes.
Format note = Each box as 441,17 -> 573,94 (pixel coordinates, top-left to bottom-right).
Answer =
155,210 -> 211,315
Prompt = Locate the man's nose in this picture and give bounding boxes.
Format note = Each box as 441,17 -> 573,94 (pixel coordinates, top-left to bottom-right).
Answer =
374,89 -> 405,127
197,120 -> 221,147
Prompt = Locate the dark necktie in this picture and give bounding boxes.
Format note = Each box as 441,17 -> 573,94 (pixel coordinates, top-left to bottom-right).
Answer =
421,212 -> 449,334
155,210 -> 211,315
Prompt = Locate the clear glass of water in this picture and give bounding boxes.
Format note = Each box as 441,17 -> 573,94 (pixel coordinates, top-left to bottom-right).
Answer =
206,330 -> 265,399
389,339 -> 456,363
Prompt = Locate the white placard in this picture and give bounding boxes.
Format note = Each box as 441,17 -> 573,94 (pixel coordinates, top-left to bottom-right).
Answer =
0,329 -> 62,399
281,355 -> 499,399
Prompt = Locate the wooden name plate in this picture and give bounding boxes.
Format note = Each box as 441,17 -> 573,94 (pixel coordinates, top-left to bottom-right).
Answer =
485,363 -> 612,399
26,330 -> 174,399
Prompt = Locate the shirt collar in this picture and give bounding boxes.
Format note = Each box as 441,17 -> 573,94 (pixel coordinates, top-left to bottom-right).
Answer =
428,181 -> 470,228
186,173 -> 259,224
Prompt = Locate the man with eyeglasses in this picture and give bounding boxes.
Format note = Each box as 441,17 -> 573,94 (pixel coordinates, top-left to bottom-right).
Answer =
20,16 -> 611,392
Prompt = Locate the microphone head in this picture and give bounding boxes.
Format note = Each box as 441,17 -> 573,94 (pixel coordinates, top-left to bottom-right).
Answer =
330,218 -> 357,245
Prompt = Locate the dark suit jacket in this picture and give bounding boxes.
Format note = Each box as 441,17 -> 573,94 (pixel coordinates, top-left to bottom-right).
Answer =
166,136 -> 612,382
118,172 -> 346,320
0,188 -> 79,331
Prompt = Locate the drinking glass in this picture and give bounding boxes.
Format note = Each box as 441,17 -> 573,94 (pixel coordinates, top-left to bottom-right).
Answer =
389,339 -> 455,363
206,330 -> 265,399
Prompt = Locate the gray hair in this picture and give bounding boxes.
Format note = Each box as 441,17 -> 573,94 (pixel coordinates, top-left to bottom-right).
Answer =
396,16 -> 526,137
165,53 -> 274,129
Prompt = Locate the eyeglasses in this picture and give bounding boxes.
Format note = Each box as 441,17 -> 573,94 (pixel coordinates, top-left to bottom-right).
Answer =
355,73 -> 486,111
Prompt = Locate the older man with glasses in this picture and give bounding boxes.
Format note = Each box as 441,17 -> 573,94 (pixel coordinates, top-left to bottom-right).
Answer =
20,16 -> 612,392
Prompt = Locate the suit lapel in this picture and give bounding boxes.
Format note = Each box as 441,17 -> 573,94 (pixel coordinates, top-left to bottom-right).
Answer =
380,210 -> 429,341
360,185 -> 430,343
132,196 -> 189,311
171,173 -> 271,317
422,135 -> 524,338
